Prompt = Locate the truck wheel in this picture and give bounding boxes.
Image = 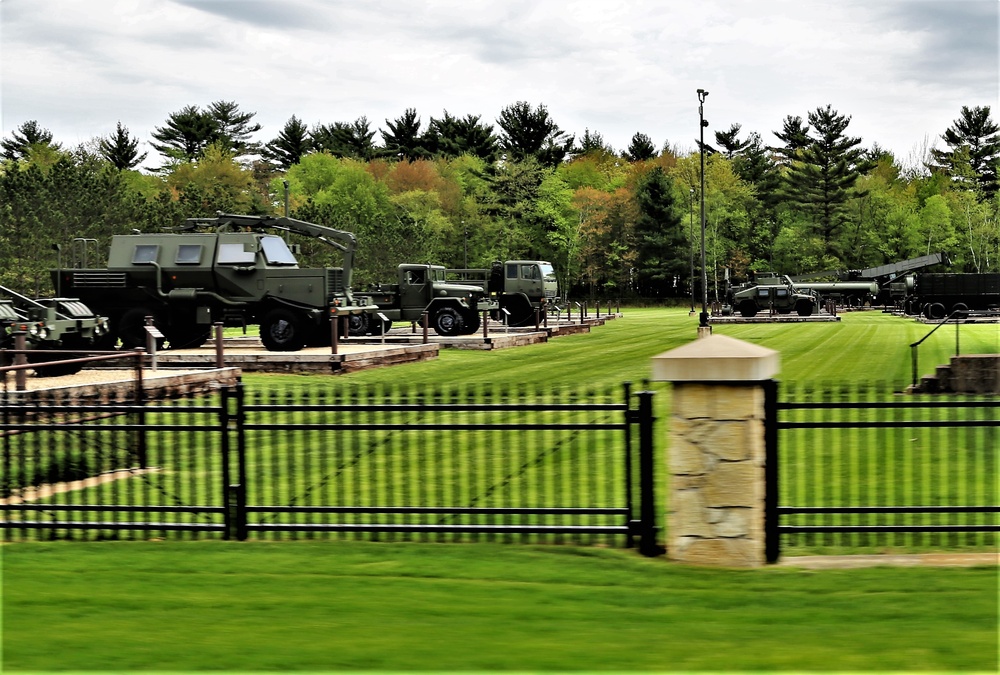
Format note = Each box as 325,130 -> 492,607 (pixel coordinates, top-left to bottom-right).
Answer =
925,302 -> 946,320
501,295 -> 534,327
459,310 -> 481,334
738,301 -> 758,318
348,313 -> 369,336
118,308 -> 164,350
261,308 -> 306,351
432,307 -> 464,336
795,301 -> 814,317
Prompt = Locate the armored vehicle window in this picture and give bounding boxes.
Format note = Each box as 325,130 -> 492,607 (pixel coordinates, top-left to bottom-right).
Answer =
261,236 -> 298,266
218,243 -> 256,264
759,288 -> 770,298
132,244 -> 159,264
0,302 -> 18,320
506,263 -> 518,279
175,244 -> 203,265
776,288 -> 788,297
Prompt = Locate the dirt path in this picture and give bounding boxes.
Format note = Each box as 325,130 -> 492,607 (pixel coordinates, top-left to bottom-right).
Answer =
0,467 -> 160,505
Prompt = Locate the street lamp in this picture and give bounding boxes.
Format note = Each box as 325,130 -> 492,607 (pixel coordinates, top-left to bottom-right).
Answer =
688,187 -> 695,314
697,88 -> 709,328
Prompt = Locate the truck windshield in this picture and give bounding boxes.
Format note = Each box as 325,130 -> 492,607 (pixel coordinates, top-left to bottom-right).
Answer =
261,236 -> 298,266
540,263 -> 555,280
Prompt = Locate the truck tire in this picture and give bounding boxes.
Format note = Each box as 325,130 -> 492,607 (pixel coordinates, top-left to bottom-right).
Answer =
925,302 -> 946,320
261,307 -> 307,351
501,294 -> 534,327
459,310 -> 481,334
738,301 -> 758,318
432,307 -> 464,336
795,301 -> 814,317
348,313 -> 369,336
118,308 -> 164,350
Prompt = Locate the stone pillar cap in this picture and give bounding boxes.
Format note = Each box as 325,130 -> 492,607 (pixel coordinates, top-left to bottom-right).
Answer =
651,333 -> 779,382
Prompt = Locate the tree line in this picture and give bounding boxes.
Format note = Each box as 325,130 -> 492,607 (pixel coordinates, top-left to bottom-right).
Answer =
1,100 -> 997,301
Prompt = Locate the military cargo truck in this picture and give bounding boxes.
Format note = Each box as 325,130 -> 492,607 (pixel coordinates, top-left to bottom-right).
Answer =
447,260 -> 559,327
53,214 -> 374,352
0,289 -> 110,376
359,264 -> 494,336
729,273 -> 819,317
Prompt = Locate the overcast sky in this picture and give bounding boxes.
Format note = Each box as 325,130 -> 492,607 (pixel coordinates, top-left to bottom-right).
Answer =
1,0 -> 997,170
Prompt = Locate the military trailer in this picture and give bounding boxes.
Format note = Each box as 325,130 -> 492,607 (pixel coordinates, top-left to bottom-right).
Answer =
358,264 -> 494,336
896,273 -> 1000,319
447,260 -> 559,327
0,289 -> 110,376
53,214 -> 374,352
729,273 -> 819,317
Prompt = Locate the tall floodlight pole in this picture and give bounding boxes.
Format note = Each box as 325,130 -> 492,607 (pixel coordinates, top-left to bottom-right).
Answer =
688,187 -> 695,313
697,88 -> 710,328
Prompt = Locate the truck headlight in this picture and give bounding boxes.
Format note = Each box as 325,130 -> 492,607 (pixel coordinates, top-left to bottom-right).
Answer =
28,324 -> 41,337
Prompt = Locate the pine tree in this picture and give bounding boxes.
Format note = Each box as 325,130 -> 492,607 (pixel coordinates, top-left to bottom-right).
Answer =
150,105 -> 216,164
206,100 -> 262,158
929,105 -> 1000,200
780,105 -> 870,249
633,166 -> 685,297
625,132 -> 656,162
312,117 -> 379,160
98,121 -> 148,170
1,120 -> 61,161
263,115 -> 313,169
713,123 -> 751,159
423,111 -> 497,161
496,101 -> 574,167
770,115 -> 812,165
381,108 -> 430,160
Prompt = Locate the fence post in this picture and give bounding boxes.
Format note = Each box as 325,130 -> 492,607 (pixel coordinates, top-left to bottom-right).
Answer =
637,390 -> 660,556
214,322 -> 224,368
234,382 -> 248,540
763,379 -> 779,563
221,385 -> 233,540
13,331 -> 26,392
622,382 -> 634,549
651,334 -> 780,567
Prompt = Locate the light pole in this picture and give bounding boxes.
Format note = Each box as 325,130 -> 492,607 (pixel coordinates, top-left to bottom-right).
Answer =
697,88 -> 709,328
688,187 -> 695,314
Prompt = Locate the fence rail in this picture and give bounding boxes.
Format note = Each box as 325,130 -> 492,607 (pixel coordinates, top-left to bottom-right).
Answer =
1,382 -> 659,553
768,381 -> 998,557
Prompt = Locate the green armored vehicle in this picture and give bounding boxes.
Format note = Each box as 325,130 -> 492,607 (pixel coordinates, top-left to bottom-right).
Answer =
447,260 -> 559,327
53,214 -> 373,352
359,264 -> 494,336
730,273 -> 818,317
0,289 -> 110,376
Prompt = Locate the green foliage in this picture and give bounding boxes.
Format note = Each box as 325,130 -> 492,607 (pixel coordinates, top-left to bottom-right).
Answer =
262,115 -> 312,170
0,120 -> 61,161
929,105 -> 1000,200
496,101 -> 574,167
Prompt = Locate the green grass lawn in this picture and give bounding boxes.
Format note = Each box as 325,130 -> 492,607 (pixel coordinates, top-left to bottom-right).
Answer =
3,308 -> 998,671
3,540 -> 997,672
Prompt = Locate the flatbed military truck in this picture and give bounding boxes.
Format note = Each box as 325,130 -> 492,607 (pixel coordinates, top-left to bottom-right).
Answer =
358,264 -> 494,336
53,214 -> 374,352
729,273 -> 819,317
447,260 -> 559,327
0,287 -> 110,376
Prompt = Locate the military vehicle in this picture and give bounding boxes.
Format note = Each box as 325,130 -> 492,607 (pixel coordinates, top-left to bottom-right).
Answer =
447,260 -> 559,327
895,273 -> 1000,319
357,264 -> 494,336
729,273 -> 819,317
53,214 -> 374,352
0,288 -> 110,376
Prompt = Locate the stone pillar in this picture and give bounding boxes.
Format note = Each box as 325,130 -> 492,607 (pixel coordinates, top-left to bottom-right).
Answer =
651,334 -> 779,567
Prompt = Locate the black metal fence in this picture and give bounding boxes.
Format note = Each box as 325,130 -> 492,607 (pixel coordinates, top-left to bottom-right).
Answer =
1,382 -> 660,554
766,381 -> 999,559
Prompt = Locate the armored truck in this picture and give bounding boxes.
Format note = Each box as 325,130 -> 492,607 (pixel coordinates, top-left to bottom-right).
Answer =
729,273 -> 818,317
447,260 -> 559,327
0,289 -> 110,376
359,264 -> 494,336
53,214 -> 374,352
